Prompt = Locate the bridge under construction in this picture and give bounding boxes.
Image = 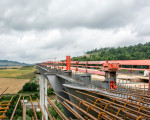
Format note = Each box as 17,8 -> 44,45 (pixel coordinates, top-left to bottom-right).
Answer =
0,56 -> 150,120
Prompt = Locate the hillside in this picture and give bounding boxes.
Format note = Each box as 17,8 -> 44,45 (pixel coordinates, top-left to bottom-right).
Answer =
0,60 -> 28,66
72,42 -> 150,61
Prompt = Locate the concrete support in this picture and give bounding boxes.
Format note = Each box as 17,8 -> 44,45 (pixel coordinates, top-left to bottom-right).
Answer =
44,78 -> 48,119
103,71 -> 117,89
39,75 -> 48,120
75,73 -> 91,83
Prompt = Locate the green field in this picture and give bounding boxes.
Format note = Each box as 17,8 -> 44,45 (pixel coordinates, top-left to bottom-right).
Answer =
0,66 -> 36,79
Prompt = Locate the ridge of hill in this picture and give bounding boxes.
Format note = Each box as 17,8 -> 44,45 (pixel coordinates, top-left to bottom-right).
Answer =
0,60 -> 29,66
72,42 -> 150,61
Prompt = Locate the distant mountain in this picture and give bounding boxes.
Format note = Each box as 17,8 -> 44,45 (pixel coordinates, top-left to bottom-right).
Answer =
0,60 -> 29,66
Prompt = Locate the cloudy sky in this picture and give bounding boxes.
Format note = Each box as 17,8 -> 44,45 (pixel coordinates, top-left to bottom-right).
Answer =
0,0 -> 150,63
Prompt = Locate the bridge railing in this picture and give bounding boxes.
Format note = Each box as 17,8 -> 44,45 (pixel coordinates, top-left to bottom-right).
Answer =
41,59 -> 150,77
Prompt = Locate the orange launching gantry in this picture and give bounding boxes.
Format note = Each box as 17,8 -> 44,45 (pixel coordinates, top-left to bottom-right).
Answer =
102,61 -> 119,90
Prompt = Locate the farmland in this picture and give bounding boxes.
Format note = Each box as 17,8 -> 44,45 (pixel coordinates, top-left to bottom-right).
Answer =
0,66 -> 35,78
0,78 -> 30,94
0,66 -> 36,94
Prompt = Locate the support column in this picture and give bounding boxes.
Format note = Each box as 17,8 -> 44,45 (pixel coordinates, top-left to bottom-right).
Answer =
39,75 -> 42,107
39,75 -> 48,120
39,75 -> 44,112
44,78 -> 48,119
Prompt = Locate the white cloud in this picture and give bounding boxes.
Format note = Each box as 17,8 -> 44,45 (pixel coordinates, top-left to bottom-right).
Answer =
0,0 -> 150,63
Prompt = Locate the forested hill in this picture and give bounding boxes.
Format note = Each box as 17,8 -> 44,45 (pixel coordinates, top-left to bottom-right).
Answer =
72,42 -> 150,61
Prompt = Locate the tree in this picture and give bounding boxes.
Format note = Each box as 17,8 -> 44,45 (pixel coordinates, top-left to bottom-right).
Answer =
72,42 -> 150,62
49,101 -> 65,119
23,83 -> 38,92
47,88 -> 54,95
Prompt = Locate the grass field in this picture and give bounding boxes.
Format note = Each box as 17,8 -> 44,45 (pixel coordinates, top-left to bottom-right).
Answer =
0,66 -> 36,78
0,66 -> 36,94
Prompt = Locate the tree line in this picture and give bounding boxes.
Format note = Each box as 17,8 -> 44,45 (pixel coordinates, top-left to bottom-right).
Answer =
72,42 -> 150,61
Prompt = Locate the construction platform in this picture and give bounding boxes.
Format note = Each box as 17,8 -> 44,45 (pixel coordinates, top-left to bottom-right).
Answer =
0,58 -> 150,120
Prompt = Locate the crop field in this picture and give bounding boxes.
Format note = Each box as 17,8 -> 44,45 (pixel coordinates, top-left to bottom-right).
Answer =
0,78 -> 30,94
0,66 -> 36,94
0,66 -> 35,78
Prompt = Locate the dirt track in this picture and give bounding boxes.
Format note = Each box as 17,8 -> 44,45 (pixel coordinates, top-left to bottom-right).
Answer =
0,78 -> 30,94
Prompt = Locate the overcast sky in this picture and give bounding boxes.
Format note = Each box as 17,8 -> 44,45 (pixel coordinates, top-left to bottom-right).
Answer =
0,0 -> 150,63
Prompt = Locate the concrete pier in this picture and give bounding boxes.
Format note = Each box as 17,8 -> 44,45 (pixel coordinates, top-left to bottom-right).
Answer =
39,75 -> 48,120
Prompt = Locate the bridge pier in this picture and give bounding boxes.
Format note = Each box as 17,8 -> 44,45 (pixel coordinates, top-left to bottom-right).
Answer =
39,75 -> 48,120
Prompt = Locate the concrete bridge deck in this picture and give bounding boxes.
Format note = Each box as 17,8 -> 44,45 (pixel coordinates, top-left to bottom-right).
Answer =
36,64 -> 150,120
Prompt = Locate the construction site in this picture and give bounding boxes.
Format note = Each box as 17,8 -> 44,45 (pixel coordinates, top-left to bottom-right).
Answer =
0,56 -> 150,120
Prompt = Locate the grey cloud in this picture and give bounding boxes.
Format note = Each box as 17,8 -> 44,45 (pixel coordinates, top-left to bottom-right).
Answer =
133,6 -> 150,36
40,31 -> 78,50
0,27 -> 149,63
42,39 -> 76,50
0,0 -> 150,63
0,0 -> 150,32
